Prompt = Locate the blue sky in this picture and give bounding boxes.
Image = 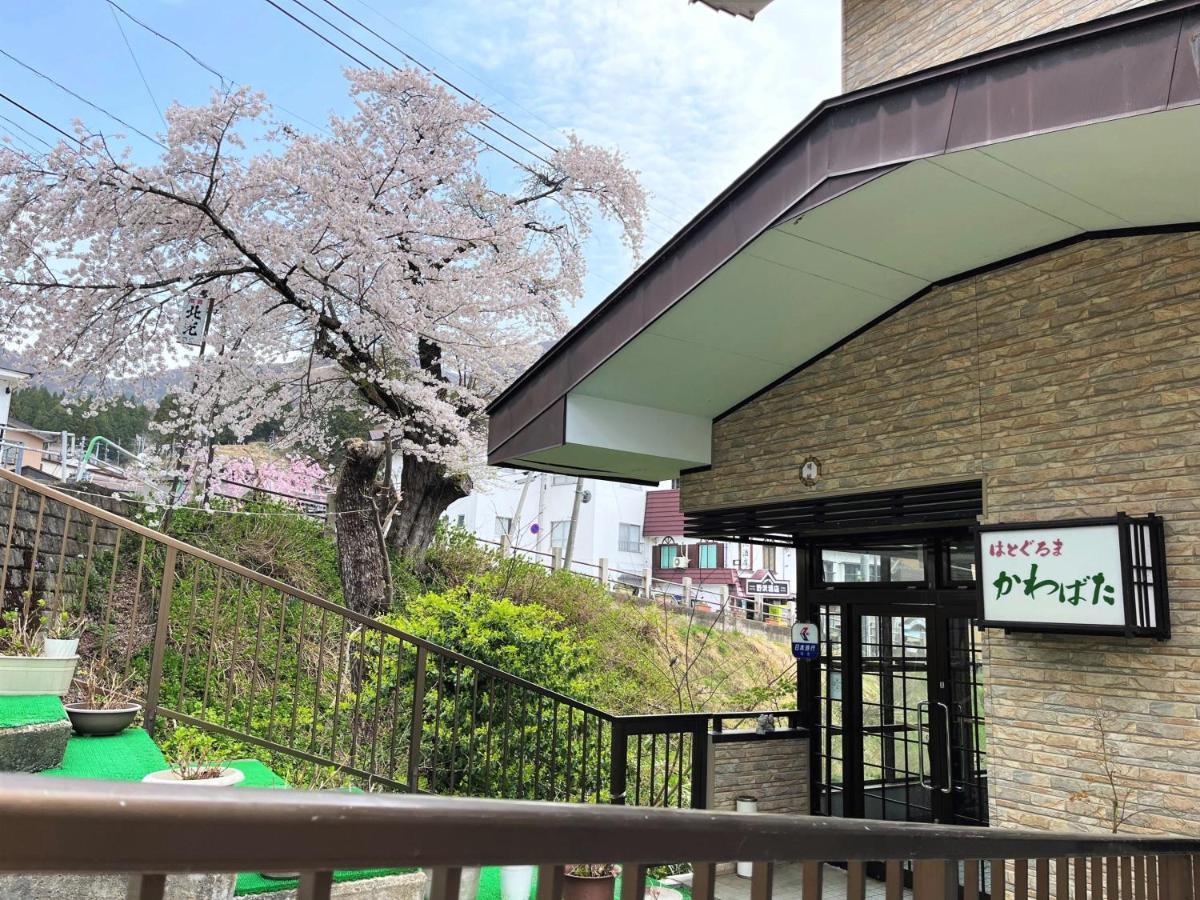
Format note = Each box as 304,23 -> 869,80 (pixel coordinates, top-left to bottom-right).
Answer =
1,0 -> 840,323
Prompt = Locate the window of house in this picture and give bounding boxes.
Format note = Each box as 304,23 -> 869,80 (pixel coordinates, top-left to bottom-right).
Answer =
658,543 -> 679,568
618,523 -> 642,554
818,544 -> 926,584
495,517 -> 512,540
763,545 -> 777,572
552,475 -> 575,486
455,514 -> 466,528
550,520 -> 570,550
698,543 -> 717,568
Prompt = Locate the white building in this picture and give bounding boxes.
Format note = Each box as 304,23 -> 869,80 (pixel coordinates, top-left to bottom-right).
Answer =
443,471 -> 654,587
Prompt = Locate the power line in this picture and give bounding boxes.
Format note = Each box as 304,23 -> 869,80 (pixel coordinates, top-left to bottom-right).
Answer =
0,110 -> 52,149
104,0 -> 330,138
263,0 -> 549,169
0,47 -> 166,148
104,0 -> 229,88
318,0 -> 557,155
106,1 -> 167,129
0,91 -> 80,145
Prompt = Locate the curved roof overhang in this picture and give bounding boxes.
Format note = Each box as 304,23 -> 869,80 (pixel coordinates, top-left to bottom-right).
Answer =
487,0 -> 1200,485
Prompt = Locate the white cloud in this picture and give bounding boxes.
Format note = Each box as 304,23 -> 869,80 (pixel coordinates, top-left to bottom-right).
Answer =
399,0 -> 842,319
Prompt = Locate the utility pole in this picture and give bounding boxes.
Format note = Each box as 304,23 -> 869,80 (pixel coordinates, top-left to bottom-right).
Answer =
506,472 -> 534,553
563,476 -> 585,573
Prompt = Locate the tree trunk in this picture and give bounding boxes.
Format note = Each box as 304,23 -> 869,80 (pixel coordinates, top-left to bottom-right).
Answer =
388,452 -> 469,559
334,438 -> 392,617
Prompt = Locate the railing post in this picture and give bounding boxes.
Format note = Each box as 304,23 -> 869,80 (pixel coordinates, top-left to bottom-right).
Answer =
500,534 -> 511,555
643,567 -> 652,598
143,544 -> 178,738
914,860 -> 955,900
682,576 -> 692,607
690,721 -> 710,810
551,547 -> 562,571
598,557 -> 609,589
609,718 -> 628,805
407,646 -> 427,792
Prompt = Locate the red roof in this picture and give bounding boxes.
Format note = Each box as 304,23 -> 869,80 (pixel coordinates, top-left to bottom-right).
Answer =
654,568 -> 739,588
643,489 -> 685,537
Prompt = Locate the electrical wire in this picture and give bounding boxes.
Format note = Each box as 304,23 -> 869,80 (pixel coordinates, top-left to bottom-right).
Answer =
261,0 -> 543,171
106,1 -> 167,129
0,47 -> 166,148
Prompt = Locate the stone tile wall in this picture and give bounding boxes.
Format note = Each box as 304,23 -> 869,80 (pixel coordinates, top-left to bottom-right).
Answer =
683,231 -> 1200,835
842,0 -> 1160,90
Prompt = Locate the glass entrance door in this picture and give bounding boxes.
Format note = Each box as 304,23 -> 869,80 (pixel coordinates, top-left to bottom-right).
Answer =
816,602 -> 986,825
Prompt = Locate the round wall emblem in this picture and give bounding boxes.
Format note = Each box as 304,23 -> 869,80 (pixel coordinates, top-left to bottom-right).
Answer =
799,456 -> 821,487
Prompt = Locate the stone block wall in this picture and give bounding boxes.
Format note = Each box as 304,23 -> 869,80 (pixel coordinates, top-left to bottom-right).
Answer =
842,0 -> 1160,90
706,730 -> 810,872
0,476 -> 126,610
707,731 -> 810,813
683,230 -> 1200,836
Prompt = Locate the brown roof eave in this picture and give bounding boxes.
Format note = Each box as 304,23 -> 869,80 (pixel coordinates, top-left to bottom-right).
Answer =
487,0 -> 1200,462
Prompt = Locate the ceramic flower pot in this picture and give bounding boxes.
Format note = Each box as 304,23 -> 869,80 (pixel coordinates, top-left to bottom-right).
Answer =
64,703 -> 140,736
41,637 -> 79,659
142,766 -> 246,787
0,654 -> 78,695
563,872 -> 617,900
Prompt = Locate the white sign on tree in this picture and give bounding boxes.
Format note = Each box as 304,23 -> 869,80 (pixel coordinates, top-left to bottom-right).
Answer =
980,524 -> 1124,627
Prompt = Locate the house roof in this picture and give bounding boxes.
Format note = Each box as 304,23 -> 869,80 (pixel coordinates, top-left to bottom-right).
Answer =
642,488 -> 686,537
487,0 -> 1200,485
690,0 -> 775,20
0,366 -> 30,383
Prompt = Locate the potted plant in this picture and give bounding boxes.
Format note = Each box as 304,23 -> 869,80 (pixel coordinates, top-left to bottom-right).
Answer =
64,662 -> 140,736
563,864 -> 619,900
41,605 -> 85,658
142,728 -> 245,787
0,604 -> 79,695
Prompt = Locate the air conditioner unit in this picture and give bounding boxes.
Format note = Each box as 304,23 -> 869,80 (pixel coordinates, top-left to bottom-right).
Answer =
672,556 -> 690,570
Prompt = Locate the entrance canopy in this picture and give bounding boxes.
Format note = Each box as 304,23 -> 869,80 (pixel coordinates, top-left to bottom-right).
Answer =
487,2 -> 1200,485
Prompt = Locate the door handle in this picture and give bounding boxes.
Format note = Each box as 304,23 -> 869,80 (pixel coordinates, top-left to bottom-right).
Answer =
916,700 -> 933,791
935,700 -> 952,795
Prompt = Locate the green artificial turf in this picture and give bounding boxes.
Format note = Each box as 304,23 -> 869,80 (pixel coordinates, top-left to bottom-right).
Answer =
0,694 -> 67,728
236,867 -> 417,896
40,727 -> 167,781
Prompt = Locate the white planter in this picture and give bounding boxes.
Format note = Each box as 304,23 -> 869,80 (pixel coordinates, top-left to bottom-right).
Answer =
500,865 -> 534,900
41,638 -> 79,659
142,766 -> 246,787
0,655 -> 78,695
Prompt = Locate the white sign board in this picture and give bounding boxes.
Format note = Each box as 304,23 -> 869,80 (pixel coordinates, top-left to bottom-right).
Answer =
981,524 -> 1124,627
178,295 -> 210,347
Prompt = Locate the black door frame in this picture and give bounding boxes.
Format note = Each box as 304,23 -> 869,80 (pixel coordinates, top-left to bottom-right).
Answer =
796,530 -> 986,826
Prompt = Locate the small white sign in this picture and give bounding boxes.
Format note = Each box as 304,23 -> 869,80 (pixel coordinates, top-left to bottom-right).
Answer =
981,524 -> 1124,627
178,294 -> 211,347
791,621 -> 819,659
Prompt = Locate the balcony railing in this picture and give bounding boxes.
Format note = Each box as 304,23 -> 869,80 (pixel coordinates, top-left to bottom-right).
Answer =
0,466 -> 791,808
3,774 -> 1199,900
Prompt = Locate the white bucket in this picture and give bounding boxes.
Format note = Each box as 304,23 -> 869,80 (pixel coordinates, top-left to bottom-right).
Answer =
735,796 -> 758,878
0,655 -> 78,695
500,865 -> 534,900
42,638 -> 79,659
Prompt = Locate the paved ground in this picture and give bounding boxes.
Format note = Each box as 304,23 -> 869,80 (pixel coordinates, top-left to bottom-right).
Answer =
708,863 -> 912,900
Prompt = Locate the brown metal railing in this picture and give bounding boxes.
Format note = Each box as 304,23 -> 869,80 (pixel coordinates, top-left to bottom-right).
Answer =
0,467 -> 788,806
3,774 -> 1200,900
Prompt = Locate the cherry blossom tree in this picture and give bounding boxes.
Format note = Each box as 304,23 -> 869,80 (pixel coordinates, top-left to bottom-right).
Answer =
0,68 -> 646,609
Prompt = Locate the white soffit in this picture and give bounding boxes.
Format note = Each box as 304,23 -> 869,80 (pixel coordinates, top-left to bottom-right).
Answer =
572,105 -> 1200,422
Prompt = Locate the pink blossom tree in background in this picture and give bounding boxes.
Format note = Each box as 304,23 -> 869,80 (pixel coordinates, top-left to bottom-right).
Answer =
0,68 -> 646,614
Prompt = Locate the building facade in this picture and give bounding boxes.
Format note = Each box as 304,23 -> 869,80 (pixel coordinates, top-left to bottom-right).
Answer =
487,0 -> 1200,844
443,471 -> 654,586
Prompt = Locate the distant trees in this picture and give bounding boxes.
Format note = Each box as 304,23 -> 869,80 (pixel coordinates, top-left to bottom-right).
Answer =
10,386 -> 150,450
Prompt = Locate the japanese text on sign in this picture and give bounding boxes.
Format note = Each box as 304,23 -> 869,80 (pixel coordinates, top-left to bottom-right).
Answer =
981,524 -> 1124,627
